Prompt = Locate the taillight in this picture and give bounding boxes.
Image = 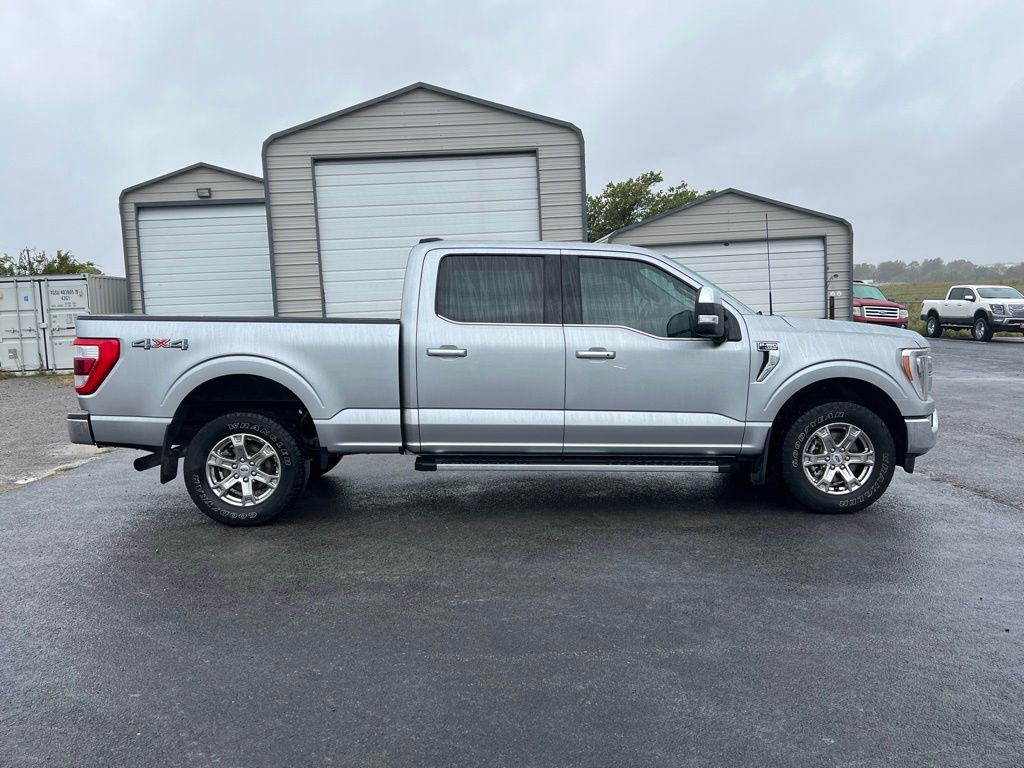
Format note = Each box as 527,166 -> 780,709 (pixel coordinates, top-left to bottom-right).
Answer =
73,338 -> 119,395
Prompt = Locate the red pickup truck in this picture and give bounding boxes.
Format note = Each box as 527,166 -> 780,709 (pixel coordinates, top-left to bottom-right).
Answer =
852,281 -> 909,329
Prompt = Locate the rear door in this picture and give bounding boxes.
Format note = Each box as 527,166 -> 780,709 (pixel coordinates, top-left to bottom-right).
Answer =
946,287 -> 967,321
561,251 -> 750,455
415,249 -> 564,454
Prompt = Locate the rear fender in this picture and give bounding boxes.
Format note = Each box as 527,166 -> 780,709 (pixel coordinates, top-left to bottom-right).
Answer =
160,356 -> 325,419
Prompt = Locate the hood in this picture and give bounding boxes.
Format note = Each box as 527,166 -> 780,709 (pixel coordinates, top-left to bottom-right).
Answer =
744,313 -> 927,347
852,296 -> 905,309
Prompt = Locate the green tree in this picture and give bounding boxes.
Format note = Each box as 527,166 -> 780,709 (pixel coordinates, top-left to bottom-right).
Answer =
587,171 -> 715,242
0,248 -> 101,276
853,262 -> 877,280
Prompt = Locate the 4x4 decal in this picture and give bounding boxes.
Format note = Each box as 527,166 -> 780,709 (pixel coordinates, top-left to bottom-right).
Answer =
132,338 -> 189,350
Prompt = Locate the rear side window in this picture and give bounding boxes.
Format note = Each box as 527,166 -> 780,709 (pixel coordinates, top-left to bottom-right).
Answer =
436,255 -> 546,324
949,288 -> 965,300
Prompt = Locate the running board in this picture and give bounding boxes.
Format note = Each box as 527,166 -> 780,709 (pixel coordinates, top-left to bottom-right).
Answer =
415,456 -> 738,473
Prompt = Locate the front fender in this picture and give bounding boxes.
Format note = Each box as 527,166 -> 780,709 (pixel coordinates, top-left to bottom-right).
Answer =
160,355 -> 326,419
755,360 -> 913,421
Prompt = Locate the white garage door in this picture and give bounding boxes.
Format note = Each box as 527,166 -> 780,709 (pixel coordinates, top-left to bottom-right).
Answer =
138,204 -> 273,316
315,154 -> 541,317
657,238 -> 826,318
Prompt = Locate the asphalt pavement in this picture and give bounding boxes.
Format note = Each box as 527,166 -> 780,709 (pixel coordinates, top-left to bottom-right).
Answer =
1,335 -> 1022,767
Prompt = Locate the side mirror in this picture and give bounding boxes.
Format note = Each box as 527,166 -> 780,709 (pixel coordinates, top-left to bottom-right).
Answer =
695,286 -> 727,342
666,310 -> 693,338
964,293 -> 975,302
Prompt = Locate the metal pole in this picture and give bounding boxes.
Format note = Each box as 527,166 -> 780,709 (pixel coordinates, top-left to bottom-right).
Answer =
764,213 -> 774,315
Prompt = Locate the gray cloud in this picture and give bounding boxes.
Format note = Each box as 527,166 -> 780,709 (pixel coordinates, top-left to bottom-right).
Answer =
1,0 -> 1020,275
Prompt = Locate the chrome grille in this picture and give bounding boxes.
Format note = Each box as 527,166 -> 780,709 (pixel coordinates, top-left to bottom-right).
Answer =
863,305 -> 900,319
1009,304 -> 1024,317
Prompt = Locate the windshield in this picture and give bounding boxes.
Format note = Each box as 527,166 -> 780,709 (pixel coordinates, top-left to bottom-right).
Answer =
977,287 -> 1024,299
853,284 -> 887,301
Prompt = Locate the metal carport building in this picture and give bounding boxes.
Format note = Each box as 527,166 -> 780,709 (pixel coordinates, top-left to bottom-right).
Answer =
599,188 -> 853,320
262,82 -> 586,318
120,162 -> 272,315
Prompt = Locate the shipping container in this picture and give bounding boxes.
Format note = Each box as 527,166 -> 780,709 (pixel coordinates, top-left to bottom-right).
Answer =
0,275 -> 129,372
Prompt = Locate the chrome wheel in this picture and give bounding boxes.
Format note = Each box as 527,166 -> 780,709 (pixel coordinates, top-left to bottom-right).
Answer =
801,422 -> 875,496
205,433 -> 281,507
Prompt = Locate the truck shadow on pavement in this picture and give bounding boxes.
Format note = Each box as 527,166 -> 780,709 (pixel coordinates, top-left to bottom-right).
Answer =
282,469 -> 824,528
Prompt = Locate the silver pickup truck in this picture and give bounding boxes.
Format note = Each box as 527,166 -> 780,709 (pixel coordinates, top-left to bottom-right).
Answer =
68,241 -> 938,525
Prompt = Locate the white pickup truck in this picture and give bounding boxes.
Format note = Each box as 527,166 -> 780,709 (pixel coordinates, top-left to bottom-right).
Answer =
920,285 -> 1024,341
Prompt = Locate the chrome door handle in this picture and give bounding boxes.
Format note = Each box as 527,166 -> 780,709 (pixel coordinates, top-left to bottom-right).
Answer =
576,348 -> 616,359
427,346 -> 467,358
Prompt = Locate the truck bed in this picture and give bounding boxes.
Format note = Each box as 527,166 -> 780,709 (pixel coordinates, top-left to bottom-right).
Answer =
75,315 -> 402,452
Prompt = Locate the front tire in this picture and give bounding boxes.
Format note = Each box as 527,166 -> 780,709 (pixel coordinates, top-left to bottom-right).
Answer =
309,453 -> 342,480
779,401 -> 895,514
184,411 -> 308,526
973,316 -> 993,342
925,314 -> 942,338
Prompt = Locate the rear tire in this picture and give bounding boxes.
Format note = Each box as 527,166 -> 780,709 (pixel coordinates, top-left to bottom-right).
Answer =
925,314 -> 942,338
184,411 -> 308,526
779,401 -> 895,514
973,316 -> 993,342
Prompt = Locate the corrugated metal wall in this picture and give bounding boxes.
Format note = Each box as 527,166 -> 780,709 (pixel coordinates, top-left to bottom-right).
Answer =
0,275 -> 129,371
120,165 -> 265,313
263,84 -> 585,317
606,191 -> 853,320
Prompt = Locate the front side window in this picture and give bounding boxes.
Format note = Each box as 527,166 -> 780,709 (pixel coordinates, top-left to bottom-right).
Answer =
948,288 -> 965,300
579,257 -> 697,337
436,255 -> 546,324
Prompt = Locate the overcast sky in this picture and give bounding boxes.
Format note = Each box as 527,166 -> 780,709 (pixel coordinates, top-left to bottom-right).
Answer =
1,0 -> 1021,275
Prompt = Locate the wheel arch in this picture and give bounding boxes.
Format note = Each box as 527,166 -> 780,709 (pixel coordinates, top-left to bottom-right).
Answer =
763,375 -> 910,475
165,369 -> 323,459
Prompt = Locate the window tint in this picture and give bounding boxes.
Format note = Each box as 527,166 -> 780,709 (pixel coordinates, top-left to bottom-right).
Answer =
579,257 -> 697,337
437,255 -> 546,324
949,288 -> 965,300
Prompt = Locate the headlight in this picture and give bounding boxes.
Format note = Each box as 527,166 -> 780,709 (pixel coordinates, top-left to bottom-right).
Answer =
898,308 -> 909,319
901,348 -> 932,399
852,306 -> 862,317
990,303 -> 1005,315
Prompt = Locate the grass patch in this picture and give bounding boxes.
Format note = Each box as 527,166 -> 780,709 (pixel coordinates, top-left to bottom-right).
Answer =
0,370 -> 74,382
877,280 -> 1024,338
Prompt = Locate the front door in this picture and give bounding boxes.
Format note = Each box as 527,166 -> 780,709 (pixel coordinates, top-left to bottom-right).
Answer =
416,250 -> 565,454
561,252 -> 750,455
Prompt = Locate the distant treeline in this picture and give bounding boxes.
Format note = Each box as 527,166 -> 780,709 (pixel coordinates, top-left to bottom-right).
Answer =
855,258 -> 1024,283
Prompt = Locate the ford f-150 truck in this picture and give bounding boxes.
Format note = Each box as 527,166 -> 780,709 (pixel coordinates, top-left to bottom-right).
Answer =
68,241 -> 938,525
920,284 -> 1024,341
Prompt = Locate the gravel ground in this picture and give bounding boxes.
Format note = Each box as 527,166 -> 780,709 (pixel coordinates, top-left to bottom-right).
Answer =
0,375 -> 108,492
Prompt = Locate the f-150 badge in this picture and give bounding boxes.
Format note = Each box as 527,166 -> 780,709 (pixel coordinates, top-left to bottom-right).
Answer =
132,338 -> 189,350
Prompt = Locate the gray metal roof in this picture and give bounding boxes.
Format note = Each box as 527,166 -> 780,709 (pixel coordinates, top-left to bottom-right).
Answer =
262,81 -> 584,149
119,162 -> 264,201
599,187 -> 852,242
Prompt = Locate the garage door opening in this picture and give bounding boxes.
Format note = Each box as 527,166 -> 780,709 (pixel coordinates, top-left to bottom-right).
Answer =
314,153 -> 541,317
656,238 -> 827,318
137,204 -> 273,316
